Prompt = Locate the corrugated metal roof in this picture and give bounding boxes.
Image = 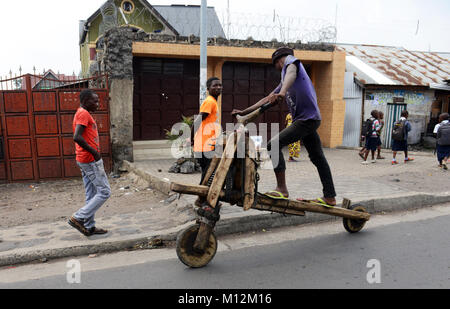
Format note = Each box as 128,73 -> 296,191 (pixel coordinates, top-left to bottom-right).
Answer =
337,44 -> 450,86
153,5 -> 226,38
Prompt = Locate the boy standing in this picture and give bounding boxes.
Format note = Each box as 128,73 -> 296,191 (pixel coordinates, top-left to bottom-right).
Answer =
392,110 -> 414,165
68,89 -> 110,236
361,110 -> 380,164
192,77 -> 223,183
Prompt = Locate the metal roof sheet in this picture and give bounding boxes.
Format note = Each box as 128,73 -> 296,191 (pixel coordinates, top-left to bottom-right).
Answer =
153,5 -> 226,38
337,44 -> 450,86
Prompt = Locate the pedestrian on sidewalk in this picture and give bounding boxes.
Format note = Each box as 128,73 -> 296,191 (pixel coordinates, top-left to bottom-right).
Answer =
376,111 -> 385,159
361,110 -> 381,164
434,113 -> 450,170
191,77 -> 223,206
68,89 -> 110,236
285,113 -> 301,162
391,110 -> 414,165
231,47 -> 337,207
358,115 -> 374,160
191,77 -> 223,183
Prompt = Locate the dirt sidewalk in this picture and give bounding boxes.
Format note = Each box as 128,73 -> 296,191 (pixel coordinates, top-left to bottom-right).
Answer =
0,172 -> 168,229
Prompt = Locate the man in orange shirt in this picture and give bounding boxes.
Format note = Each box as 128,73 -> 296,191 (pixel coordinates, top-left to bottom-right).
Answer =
192,77 -> 222,183
68,89 -> 110,236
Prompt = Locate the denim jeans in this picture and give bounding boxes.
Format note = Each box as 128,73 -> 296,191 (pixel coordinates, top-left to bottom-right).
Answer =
267,119 -> 336,198
74,159 -> 111,229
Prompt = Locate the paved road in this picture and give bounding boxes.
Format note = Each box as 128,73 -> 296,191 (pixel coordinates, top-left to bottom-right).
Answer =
1,204 -> 449,290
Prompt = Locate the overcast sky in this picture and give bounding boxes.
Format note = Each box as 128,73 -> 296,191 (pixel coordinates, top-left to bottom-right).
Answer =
1,0 -> 449,77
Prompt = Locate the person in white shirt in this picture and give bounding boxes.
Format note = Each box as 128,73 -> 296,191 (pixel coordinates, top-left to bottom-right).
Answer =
361,110 -> 380,164
434,113 -> 450,169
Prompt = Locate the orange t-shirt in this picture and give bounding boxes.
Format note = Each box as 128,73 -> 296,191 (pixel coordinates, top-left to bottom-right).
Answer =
194,96 -> 219,152
73,107 -> 100,163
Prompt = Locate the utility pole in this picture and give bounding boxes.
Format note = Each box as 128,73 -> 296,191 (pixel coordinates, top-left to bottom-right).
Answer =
227,0 -> 230,39
199,0 -> 208,105
334,3 -> 338,43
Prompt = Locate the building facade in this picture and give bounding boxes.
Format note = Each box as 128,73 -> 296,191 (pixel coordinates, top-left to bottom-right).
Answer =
338,44 -> 450,148
81,2 -> 347,165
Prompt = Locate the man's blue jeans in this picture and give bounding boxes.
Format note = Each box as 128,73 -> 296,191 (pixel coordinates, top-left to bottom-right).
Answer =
74,159 -> 111,230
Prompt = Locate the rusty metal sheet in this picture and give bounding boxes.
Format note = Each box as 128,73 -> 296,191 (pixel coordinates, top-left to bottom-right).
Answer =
63,158 -> 81,177
59,91 -> 80,111
0,136 -> 4,160
62,136 -> 75,156
38,159 -> 62,179
33,92 -> 57,112
0,74 -> 111,183
10,160 -> 34,181
337,44 -> 450,86
4,92 -> 28,113
93,114 -> 109,133
96,91 -> 109,111
6,116 -> 30,136
35,115 -> 59,135
0,162 -> 6,180
8,138 -> 32,159
60,114 -> 75,134
36,137 -> 60,157
99,134 -> 111,154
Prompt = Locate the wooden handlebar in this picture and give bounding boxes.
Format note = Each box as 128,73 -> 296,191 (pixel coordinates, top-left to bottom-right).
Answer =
235,102 -> 276,125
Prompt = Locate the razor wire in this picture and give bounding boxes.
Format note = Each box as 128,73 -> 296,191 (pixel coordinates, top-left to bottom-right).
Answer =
217,10 -> 337,44
97,2 -> 336,44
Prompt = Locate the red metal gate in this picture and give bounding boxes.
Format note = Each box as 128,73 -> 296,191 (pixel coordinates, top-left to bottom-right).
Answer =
0,74 -> 111,183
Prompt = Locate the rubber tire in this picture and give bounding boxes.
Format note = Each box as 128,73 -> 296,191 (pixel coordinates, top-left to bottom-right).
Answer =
176,224 -> 218,268
343,205 -> 368,233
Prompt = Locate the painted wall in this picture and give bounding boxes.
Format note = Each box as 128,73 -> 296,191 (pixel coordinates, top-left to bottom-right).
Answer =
363,89 -> 434,144
80,0 -> 165,77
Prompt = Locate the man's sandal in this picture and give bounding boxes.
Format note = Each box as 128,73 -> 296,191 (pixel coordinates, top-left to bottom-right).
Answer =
297,197 -> 336,208
264,191 -> 289,200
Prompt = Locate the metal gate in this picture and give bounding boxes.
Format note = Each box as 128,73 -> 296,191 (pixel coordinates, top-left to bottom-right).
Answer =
133,57 -> 200,140
0,74 -> 111,183
221,61 -> 285,141
342,72 -> 363,147
384,103 -> 407,149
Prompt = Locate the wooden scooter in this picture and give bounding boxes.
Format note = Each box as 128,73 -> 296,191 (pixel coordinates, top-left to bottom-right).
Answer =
170,102 -> 370,268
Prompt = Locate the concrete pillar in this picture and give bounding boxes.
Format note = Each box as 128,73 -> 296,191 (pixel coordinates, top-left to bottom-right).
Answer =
314,51 -> 346,148
109,79 -> 134,166
103,27 -> 135,168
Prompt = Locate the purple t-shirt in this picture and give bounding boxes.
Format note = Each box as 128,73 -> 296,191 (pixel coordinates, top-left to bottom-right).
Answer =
274,55 -> 321,122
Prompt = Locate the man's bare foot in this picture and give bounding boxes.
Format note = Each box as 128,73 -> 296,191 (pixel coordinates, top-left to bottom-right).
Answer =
322,197 -> 336,206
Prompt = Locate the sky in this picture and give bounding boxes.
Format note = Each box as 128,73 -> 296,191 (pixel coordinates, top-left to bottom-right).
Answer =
0,0 -> 449,77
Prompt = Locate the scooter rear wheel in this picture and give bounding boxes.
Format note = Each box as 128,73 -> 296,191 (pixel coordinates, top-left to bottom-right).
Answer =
343,205 -> 368,233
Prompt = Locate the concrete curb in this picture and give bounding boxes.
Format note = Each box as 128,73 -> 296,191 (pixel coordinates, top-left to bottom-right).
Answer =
1,191 -> 449,267
121,160 -> 172,195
